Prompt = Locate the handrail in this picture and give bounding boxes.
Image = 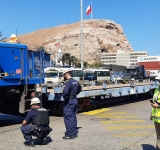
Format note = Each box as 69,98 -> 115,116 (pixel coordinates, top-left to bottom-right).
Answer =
20,49 -> 23,81
24,48 -> 28,96
40,50 -> 43,107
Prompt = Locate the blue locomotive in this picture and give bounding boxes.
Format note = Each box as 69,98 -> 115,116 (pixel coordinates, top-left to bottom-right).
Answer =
0,42 -> 50,114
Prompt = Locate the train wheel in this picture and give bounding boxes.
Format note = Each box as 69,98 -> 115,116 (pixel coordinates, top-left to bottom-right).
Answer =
51,102 -> 64,116
78,98 -> 90,110
143,92 -> 150,99
51,102 -> 56,115
129,94 -> 135,101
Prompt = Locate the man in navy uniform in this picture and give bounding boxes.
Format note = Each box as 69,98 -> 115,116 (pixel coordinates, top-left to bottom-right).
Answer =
21,97 -> 52,147
62,69 -> 82,139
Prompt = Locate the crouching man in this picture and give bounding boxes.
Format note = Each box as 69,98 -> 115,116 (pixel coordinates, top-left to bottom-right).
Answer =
21,97 -> 52,147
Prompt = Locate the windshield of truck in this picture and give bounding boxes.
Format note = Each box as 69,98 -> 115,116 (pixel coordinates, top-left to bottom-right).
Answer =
126,69 -> 137,73
45,70 -> 58,78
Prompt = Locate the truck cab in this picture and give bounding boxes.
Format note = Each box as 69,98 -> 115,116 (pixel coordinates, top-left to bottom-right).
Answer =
123,65 -> 144,83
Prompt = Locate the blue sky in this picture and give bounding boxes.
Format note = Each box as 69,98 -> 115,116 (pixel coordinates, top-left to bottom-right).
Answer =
0,0 -> 160,56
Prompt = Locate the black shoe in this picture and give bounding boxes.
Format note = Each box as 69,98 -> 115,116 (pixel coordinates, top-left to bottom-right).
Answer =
42,138 -> 48,145
74,134 -> 78,138
24,142 -> 35,147
62,136 -> 75,140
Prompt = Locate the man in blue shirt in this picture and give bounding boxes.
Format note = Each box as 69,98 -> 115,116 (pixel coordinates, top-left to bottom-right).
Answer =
21,97 -> 51,147
62,69 -> 82,140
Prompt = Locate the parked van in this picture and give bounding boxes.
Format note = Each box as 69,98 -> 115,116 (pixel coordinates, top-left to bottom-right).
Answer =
44,67 -> 90,88
84,68 -> 110,85
44,67 -> 63,88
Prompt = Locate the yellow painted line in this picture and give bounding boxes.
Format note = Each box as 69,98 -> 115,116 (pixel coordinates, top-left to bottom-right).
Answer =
123,142 -> 135,147
152,133 -> 156,136
82,108 -> 111,115
98,112 -> 127,115
114,132 -> 150,138
101,120 -> 145,124
98,115 -> 137,119
106,125 -> 154,130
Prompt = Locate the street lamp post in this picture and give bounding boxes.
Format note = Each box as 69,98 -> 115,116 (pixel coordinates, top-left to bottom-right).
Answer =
80,0 -> 84,69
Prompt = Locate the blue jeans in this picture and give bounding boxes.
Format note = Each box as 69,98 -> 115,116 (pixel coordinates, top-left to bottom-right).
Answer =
63,99 -> 78,137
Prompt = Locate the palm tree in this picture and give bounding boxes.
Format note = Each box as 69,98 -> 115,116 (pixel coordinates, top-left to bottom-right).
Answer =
62,53 -> 88,67
74,57 -> 80,67
70,56 -> 80,66
62,53 -> 71,66
36,46 -> 45,51
70,56 -> 75,66
0,31 -> 7,41
84,61 -> 89,68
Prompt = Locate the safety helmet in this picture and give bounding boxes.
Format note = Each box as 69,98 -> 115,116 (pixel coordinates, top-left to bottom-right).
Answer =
10,34 -> 17,38
63,69 -> 71,76
30,97 -> 41,105
155,73 -> 160,80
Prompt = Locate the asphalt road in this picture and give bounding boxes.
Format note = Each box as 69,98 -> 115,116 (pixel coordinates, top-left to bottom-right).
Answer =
0,99 -> 156,150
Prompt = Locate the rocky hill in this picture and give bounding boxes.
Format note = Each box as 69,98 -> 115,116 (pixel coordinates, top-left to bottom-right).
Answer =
18,19 -> 133,64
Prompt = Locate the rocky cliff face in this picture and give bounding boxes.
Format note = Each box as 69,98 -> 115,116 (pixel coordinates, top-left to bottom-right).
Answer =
18,19 -> 133,64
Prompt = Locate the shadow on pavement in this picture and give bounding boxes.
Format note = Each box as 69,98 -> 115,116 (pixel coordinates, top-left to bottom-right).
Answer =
77,127 -> 82,130
141,144 -> 155,150
34,136 -> 52,145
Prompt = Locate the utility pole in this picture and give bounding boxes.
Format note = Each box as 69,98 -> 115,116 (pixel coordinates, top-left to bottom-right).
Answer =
80,0 -> 84,68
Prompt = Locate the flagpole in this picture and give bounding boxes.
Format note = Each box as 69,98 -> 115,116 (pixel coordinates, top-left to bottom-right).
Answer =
80,0 -> 84,68
91,2 -> 93,20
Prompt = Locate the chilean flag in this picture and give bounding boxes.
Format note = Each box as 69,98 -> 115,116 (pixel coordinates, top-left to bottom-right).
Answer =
86,5 -> 92,15
55,41 -> 60,46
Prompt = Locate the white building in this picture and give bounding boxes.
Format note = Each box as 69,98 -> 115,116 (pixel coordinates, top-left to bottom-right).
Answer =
101,50 -> 148,67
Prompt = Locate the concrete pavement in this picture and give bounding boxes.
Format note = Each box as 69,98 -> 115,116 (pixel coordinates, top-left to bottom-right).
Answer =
0,99 -> 156,150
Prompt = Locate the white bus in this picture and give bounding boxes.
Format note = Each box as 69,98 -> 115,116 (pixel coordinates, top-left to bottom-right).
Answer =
44,67 -> 90,88
84,68 -> 111,85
